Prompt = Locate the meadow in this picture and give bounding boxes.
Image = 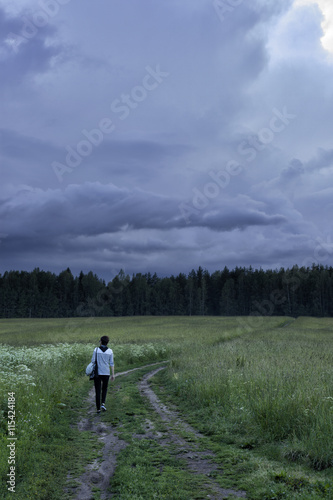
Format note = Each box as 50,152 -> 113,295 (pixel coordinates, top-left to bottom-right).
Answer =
0,316 -> 333,499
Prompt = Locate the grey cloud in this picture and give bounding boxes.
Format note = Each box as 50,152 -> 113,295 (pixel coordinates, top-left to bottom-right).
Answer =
0,128 -> 59,161
281,159 -> 304,180
200,211 -> 286,231
306,148 -> 333,172
67,139 -> 193,179
1,0 -> 333,277
0,129 -> 63,188
0,183 -> 287,246
0,127 -> 192,188
0,7 -> 63,86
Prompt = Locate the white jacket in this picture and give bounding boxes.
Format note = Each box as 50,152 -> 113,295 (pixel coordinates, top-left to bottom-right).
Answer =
91,346 -> 114,376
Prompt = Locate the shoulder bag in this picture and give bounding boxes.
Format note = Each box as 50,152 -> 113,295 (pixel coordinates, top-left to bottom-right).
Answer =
86,347 -> 98,380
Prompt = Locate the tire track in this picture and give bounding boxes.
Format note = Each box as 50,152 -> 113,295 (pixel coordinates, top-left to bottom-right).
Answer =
139,367 -> 247,499
66,363 -> 169,499
67,362 -> 246,499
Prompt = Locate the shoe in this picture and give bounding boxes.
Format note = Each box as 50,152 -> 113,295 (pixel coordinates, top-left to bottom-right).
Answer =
97,409 -> 101,414
101,404 -> 106,411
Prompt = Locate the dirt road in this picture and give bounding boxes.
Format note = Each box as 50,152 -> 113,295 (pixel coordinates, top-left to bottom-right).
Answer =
67,363 -> 247,499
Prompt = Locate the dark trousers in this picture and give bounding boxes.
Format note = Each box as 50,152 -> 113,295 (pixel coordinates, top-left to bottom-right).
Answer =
94,375 -> 110,410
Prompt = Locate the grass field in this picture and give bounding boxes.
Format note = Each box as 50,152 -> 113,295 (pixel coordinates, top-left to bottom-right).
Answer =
0,316 -> 333,499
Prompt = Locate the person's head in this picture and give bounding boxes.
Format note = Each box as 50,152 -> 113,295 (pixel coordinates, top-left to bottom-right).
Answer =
100,335 -> 109,346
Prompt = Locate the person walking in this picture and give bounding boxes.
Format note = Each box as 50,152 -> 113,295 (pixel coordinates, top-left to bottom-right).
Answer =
91,335 -> 115,414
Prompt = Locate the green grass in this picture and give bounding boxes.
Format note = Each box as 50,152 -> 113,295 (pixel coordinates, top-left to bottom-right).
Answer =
0,315 -> 259,346
1,316 -> 333,498
0,361 -> 99,499
167,318 -> 333,470
104,367 -> 215,499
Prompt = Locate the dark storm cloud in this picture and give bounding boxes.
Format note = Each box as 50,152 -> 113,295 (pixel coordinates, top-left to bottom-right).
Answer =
0,180 -> 289,277
0,183 -> 286,244
1,0 -> 333,277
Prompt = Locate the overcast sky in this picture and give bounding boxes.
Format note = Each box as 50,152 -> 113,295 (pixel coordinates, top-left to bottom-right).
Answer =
1,0 -> 333,280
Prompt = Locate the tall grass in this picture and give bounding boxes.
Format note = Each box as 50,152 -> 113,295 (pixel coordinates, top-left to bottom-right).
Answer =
0,315 -> 253,346
0,335 -> 169,499
169,317 -> 333,470
1,315 -> 333,499
0,343 -> 93,499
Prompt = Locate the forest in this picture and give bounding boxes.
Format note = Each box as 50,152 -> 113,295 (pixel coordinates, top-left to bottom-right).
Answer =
1,264 -> 333,318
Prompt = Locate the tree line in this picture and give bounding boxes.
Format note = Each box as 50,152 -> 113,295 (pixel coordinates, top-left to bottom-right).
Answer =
0,264 -> 333,318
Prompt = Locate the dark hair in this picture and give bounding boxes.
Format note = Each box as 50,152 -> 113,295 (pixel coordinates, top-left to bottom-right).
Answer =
100,336 -> 109,345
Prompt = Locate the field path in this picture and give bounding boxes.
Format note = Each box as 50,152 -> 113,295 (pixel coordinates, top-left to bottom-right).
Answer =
67,362 -> 247,499
138,367 -> 247,499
